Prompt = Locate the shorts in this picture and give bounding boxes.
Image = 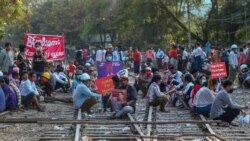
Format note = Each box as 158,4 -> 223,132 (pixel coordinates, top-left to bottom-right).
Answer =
21,93 -> 35,106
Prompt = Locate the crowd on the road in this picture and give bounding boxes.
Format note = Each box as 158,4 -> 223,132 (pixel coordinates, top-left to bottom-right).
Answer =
0,41 -> 250,127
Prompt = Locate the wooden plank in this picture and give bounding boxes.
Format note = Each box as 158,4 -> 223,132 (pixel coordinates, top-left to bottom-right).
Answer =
147,106 -> 153,136
127,113 -> 145,136
200,115 -> 225,141
74,109 -> 81,141
199,115 -> 215,134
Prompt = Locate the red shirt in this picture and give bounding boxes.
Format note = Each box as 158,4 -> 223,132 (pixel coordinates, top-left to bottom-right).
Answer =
191,84 -> 201,102
133,51 -> 141,62
169,48 -> 178,59
68,64 -> 76,73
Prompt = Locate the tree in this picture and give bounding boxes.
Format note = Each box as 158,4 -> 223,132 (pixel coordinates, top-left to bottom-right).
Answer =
0,0 -> 28,39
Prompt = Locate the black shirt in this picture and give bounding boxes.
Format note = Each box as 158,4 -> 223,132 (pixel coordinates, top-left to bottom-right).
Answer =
33,54 -> 45,72
17,53 -> 26,71
120,84 -> 138,110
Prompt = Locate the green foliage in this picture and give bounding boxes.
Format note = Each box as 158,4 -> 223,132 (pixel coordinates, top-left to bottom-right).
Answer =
0,0 -> 28,40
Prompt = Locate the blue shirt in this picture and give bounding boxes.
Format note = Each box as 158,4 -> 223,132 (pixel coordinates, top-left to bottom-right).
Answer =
73,83 -> 101,109
20,80 -> 39,96
71,79 -> 80,93
0,87 -> 6,112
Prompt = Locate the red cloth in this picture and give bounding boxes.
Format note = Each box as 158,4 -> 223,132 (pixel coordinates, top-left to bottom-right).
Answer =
191,84 -> 201,102
169,48 -> 177,59
133,51 -> 141,62
238,53 -> 247,65
68,64 -> 76,73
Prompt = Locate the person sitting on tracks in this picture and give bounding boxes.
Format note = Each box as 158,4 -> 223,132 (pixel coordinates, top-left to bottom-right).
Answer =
38,72 -> 53,97
168,65 -> 183,89
109,76 -> 138,119
172,73 -> 194,108
19,71 -> 45,112
138,67 -> 153,98
147,74 -> 168,112
210,80 -> 249,126
0,71 -> 6,112
1,76 -> 17,111
73,73 -> 102,114
193,79 -> 216,117
52,65 -> 69,93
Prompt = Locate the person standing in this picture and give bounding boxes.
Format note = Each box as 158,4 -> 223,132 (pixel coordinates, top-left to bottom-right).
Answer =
168,44 -> 178,69
145,48 -> 155,66
0,42 -> 15,75
95,46 -> 104,63
132,48 -> 141,75
16,44 -> 28,74
181,47 -> 189,71
156,48 -> 165,70
228,44 -> 239,82
32,42 -> 46,79
112,47 -> 120,62
191,43 -> 206,73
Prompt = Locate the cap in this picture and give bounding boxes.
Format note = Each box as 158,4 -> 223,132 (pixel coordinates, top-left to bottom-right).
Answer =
80,73 -> 90,80
85,63 -> 91,67
120,76 -> 129,81
231,44 -> 238,49
146,67 -> 152,71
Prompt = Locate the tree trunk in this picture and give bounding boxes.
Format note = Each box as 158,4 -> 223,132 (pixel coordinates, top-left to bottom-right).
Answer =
155,0 -> 203,43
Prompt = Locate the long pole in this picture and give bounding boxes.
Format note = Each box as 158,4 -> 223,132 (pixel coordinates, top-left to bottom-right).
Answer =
187,0 -> 192,49
245,5 -> 247,40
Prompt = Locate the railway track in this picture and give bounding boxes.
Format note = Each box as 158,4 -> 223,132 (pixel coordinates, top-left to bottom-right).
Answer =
0,87 -> 249,141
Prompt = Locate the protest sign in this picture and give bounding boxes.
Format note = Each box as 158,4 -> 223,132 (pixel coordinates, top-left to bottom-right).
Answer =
112,89 -> 127,102
210,62 -> 227,79
24,34 -> 65,60
97,61 -> 123,79
96,75 -> 114,94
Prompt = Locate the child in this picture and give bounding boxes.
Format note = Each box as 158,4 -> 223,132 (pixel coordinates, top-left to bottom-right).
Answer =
68,60 -> 76,79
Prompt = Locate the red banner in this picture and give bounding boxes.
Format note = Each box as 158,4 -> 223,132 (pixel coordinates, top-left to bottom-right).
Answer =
210,62 -> 227,79
96,75 -> 114,94
24,34 -> 65,61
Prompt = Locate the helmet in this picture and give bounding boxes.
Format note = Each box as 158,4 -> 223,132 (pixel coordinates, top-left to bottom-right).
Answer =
85,63 -> 91,67
80,73 -> 90,80
42,72 -> 50,79
146,67 -> 152,71
231,44 -> 238,49
75,70 -> 83,75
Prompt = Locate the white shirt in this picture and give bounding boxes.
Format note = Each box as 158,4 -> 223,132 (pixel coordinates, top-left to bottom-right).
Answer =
182,50 -> 188,60
228,51 -> 238,67
156,50 -> 165,59
191,47 -> 206,59
96,50 -> 103,62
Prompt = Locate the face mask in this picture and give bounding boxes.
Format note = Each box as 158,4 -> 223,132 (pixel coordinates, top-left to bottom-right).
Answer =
228,89 -> 234,93
202,79 -> 206,85
106,56 -> 112,61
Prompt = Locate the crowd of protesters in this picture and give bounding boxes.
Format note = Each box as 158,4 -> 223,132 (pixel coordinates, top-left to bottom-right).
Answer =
0,41 -> 250,127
